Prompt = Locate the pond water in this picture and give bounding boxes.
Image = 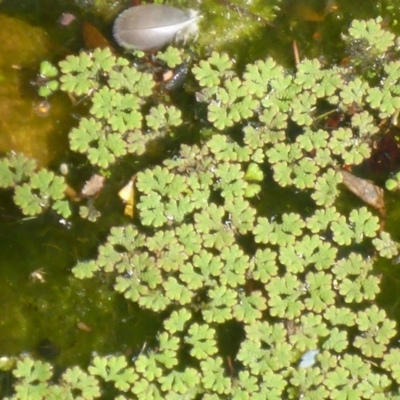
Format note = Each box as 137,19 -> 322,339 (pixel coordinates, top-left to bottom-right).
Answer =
1,0 -> 400,395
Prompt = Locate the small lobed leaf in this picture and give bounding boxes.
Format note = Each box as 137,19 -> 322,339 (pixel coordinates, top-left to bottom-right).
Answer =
0,153 -> 37,188
69,117 -> 102,154
290,91 -> 317,126
179,262 -> 204,290
242,57 -> 283,98
13,357 -> 52,383
311,169 -> 342,206
339,77 -> 369,105
159,368 -> 200,395
146,104 -> 182,130
382,349 -> 400,384
164,309 -> 192,333
40,60 -> 58,78
322,328 -> 349,353
372,231 -> 399,258
294,59 -> 323,89
14,184 -> 42,215
331,215 -> 354,246
304,271 -> 335,313
249,248 -> 278,283
193,52 -> 233,88
134,354 -> 162,382
202,285 -> 236,323
200,357 -> 232,394
72,260 -> 98,279
156,46 -> 183,68
185,323 -> 218,360
348,17 -> 395,54
13,167 -> 68,217
163,277 -> 193,304
232,291 -> 267,323
306,207 -> 340,233
155,333 -> 180,370
266,274 -> 304,319
61,366 -> 101,399
88,355 -> 137,391
354,306 -> 397,358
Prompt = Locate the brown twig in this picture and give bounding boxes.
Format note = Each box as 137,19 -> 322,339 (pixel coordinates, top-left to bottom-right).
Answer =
293,40 -> 300,65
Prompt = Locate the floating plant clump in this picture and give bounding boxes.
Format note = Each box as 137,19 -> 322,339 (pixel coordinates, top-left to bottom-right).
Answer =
3,16 -> 400,399
113,4 -> 200,51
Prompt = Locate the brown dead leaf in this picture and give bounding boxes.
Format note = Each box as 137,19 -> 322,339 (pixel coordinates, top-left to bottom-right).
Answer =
83,21 -> 115,51
81,174 -> 106,198
341,169 -> 386,217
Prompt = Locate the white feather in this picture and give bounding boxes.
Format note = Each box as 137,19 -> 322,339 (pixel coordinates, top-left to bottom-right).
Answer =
113,4 -> 200,51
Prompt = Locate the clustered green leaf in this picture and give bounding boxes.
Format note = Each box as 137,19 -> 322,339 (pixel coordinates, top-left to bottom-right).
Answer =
0,153 -> 70,218
40,47 -> 186,168
4,16 -> 400,400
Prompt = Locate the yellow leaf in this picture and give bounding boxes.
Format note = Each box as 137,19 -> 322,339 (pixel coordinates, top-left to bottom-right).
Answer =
118,175 -> 136,218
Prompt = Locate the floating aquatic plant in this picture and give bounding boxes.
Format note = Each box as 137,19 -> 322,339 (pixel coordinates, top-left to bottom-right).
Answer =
0,153 -> 70,218
13,169 -> 70,218
38,47 -> 194,169
0,153 -> 37,188
4,16 -> 400,400
38,60 -> 59,97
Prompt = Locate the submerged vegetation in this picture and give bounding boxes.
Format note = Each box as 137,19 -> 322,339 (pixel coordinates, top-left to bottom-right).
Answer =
3,13 -> 400,399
